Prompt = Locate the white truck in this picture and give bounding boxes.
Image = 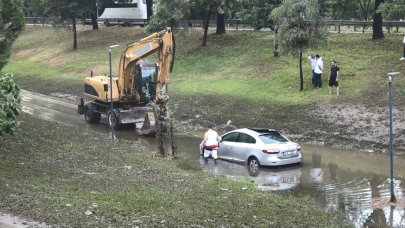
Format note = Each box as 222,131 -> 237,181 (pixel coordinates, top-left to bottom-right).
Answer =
98,0 -> 148,26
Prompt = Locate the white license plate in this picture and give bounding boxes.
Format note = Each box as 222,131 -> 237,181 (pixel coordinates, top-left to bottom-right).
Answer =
282,151 -> 294,156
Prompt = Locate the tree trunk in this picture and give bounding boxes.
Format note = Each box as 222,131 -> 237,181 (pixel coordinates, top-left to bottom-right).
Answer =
299,50 -> 303,91
216,13 -> 225,35
372,0 -> 384,40
202,7 -> 212,46
72,17 -> 77,50
146,0 -> 153,21
273,28 -> 279,57
91,11 -> 98,30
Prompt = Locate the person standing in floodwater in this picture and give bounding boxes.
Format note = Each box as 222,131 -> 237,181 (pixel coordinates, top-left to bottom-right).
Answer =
201,124 -> 220,164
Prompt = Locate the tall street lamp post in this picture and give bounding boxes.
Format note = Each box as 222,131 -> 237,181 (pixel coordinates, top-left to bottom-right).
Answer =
387,71 -> 399,203
109,45 -> 119,132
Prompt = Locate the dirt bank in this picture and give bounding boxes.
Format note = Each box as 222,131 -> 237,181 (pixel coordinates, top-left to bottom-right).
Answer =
170,94 -> 405,155
18,90 -> 405,155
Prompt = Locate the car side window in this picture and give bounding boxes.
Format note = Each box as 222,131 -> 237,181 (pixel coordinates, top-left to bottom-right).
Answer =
221,132 -> 239,142
237,133 -> 256,144
259,132 -> 289,144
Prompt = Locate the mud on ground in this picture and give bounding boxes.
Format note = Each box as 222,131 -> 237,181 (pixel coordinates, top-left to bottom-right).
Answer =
170,94 -> 405,155
20,89 -> 405,155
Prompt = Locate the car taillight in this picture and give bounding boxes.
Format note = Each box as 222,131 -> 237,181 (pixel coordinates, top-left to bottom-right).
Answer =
297,145 -> 301,151
262,148 -> 280,154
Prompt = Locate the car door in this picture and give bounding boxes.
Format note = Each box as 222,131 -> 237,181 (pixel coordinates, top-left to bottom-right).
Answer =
218,132 -> 240,161
232,133 -> 257,163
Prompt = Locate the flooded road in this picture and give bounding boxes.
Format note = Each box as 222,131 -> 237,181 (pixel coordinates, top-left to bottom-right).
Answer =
18,90 -> 405,227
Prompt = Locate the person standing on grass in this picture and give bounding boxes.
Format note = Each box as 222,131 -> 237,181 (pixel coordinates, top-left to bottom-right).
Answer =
307,54 -> 317,87
314,54 -> 324,88
401,35 -> 405,61
201,124 -> 220,164
329,60 -> 340,96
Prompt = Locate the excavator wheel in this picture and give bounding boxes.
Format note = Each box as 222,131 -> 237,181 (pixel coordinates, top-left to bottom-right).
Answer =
84,103 -> 101,124
107,110 -> 122,130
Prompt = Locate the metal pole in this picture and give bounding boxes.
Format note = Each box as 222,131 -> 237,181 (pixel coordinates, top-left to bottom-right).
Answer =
387,72 -> 399,203
109,45 -> 119,132
109,48 -> 113,131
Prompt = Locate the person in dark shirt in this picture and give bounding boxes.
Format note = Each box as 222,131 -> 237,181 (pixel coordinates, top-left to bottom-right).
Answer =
329,60 -> 340,96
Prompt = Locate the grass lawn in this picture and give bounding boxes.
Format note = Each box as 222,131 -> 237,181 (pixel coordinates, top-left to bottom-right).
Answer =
1,25 -> 405,226
0,114 -> 350,227
5,26 -> 405,106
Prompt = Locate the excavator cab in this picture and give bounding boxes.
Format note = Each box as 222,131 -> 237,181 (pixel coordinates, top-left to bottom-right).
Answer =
134,61 -> 158,104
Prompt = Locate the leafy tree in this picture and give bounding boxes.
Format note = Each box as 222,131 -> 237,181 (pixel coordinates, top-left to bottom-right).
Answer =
236,0 -> 281,31
44,0 -> 101,49
1,0 -> 24,135
372,0 -> 384,39
146,0 -> 189,32
214,0 -> 236,35
357,0 -> 373,21
379,0 -> 405,20
236,0 -> 280,56
24,0 -> 47,17
44,0 -> 81,49
188,0 -> 236,45
0,73 -> 21,136
1,0 -> 25,70
271,0 -> 327,91
325,0 -> 358,19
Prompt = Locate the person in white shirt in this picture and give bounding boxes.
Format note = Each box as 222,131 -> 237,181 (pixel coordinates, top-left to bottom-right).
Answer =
201,124 -> 220,164
314,54 -> 324,88
401,35 -> 405,61
307,54 -> 317,87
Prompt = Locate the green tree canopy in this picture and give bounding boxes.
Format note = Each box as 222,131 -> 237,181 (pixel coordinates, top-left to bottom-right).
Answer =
24,0 -> 47,17
146,0 -> 189,32
0,73 -> 21,136
271,0 -> 328,91
44,0 -> 100,49
236,0 -> 281,30
0,0 -> 25,71
379,0 -> 405,20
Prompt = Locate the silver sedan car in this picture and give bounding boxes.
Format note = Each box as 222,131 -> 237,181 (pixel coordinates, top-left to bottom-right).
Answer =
218,128 -> 302,167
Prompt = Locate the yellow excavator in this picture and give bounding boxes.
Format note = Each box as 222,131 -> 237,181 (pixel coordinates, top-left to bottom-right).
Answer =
77,27 -> 175,135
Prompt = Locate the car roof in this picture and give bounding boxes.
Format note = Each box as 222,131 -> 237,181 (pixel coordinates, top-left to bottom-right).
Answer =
229,128 -> 277,136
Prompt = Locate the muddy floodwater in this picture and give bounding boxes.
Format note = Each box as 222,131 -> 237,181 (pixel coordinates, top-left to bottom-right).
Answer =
14,90 -> 405,227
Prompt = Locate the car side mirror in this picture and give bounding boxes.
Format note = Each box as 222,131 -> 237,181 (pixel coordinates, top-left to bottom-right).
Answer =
103,84 -> 108,92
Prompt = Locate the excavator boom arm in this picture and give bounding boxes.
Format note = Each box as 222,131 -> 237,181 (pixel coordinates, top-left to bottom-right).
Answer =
117,27 -> 174,103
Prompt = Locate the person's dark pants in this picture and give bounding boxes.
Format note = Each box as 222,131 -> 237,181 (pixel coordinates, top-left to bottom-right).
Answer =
315,73 -> 322,88
312,70 -> 316,87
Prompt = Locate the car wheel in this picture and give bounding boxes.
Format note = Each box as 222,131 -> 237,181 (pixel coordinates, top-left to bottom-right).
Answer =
248,157 -> 260,168
248,164 -> 260,177
84,103 -> 101,123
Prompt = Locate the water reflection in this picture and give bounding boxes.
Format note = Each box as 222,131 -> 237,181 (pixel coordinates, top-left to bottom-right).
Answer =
310,152 -> 323,183
19,90 -> 405,227
175,137 -> 405,227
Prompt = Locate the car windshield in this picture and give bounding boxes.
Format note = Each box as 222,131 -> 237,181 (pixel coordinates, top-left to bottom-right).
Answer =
259,132 -> 289,144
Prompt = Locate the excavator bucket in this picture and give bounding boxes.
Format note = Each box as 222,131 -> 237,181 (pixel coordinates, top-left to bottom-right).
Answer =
139,111 -> 168,136
140,112 -> 156,135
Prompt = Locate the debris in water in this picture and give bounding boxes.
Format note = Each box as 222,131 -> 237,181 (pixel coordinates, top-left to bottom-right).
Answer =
84,210 -> 93,216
